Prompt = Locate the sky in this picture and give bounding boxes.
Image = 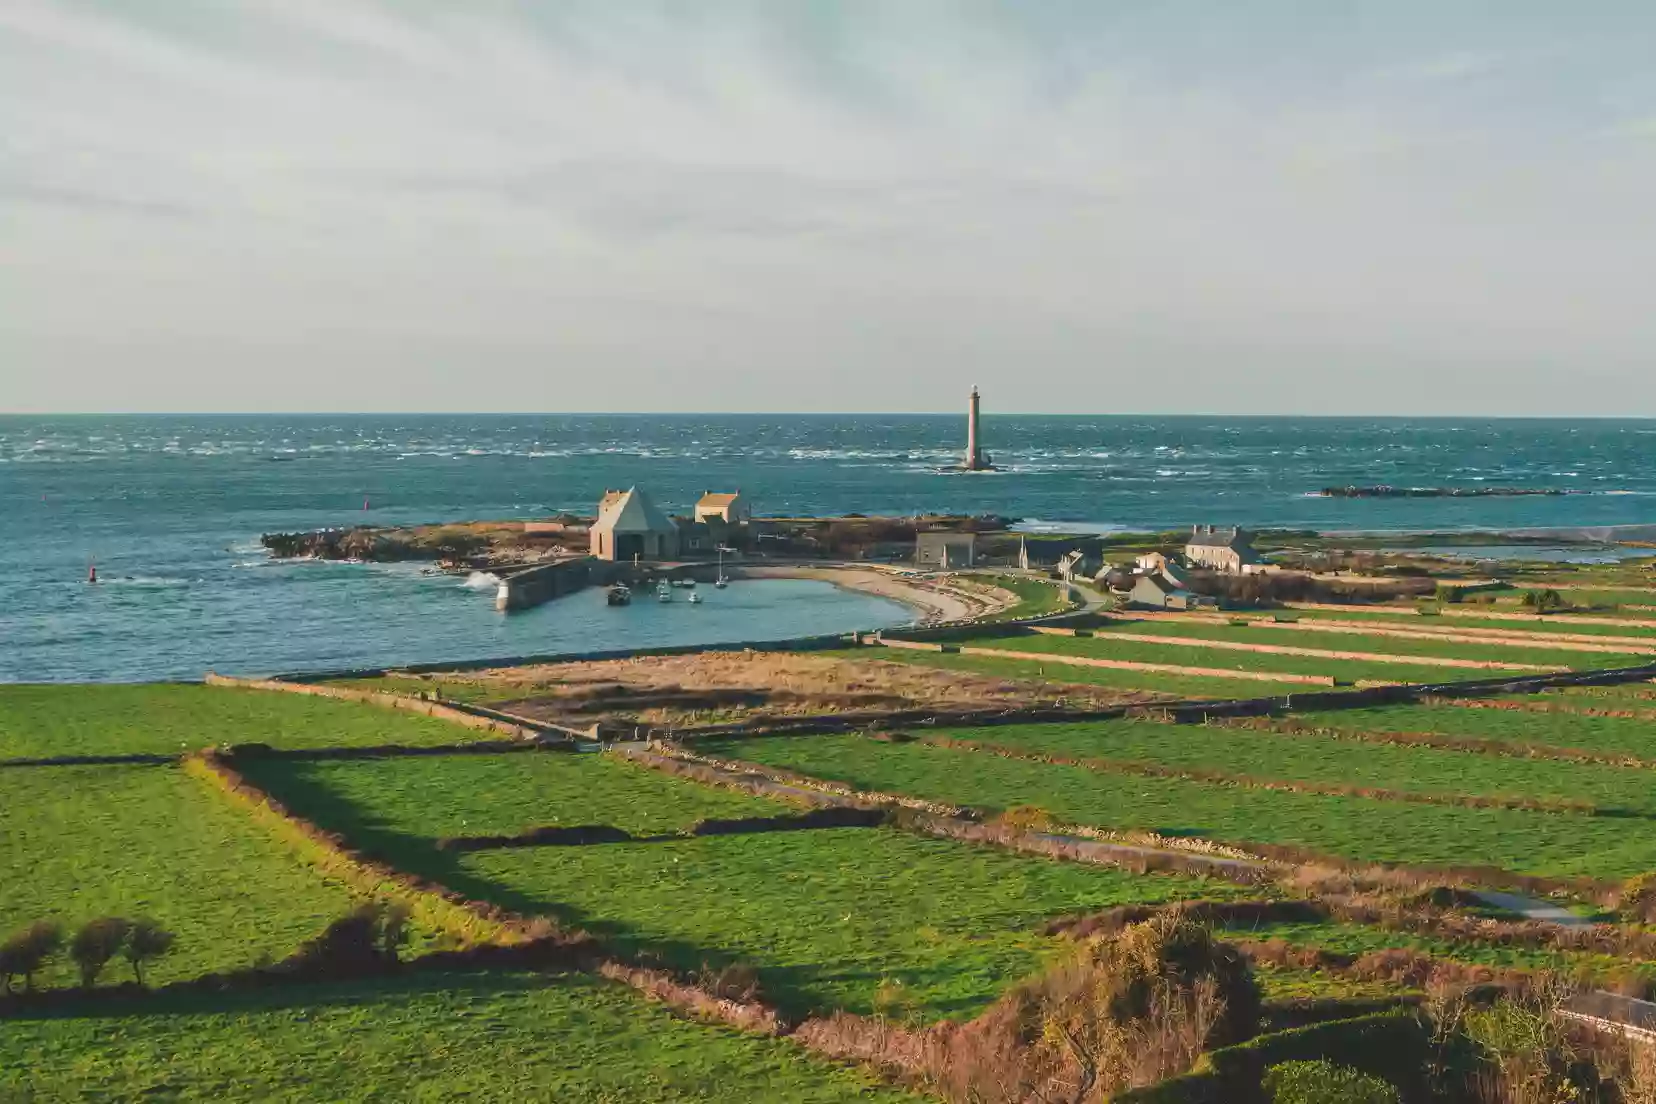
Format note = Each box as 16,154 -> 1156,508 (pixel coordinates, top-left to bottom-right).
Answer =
3,1 -> 1656,416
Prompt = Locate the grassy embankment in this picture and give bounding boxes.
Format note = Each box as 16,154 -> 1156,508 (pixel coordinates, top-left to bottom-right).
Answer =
0,973 -> 919,1103
239,751 -> 1249,1022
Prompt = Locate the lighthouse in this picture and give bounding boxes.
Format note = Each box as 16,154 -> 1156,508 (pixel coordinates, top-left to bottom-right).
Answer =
963,385 -> 994,471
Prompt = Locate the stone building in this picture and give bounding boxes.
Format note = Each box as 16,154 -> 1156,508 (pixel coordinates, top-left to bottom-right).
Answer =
1128,572 -> 1214,611
590,487 -> 679,562
694,491 -> 750,526
1183,525 -> 1261,574
915,531 -> 976,568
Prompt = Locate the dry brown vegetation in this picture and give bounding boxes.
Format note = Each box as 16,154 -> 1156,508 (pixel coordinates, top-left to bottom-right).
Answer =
434,650 -> 1161,731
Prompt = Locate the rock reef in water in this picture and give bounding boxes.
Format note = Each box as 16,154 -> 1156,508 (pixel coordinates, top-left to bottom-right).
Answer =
1317,486 -> 1578,499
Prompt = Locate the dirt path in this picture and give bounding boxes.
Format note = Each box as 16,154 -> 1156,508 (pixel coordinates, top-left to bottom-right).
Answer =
1470,890 -> 1593,929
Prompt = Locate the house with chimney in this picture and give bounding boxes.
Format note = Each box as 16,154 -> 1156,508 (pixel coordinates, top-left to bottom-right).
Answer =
1183,525 -> 1261,575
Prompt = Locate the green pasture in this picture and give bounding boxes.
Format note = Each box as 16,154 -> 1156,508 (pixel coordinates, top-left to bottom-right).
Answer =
460,828 -> 1242,1021
1293,701 -> 1656,761
952,632 -> 1527,685
0,684 -> 482,759
323,674 -> 500,703
972,573 -> 1074,619
826,647 -> 1317,700
0,972 -> 918,1103
236,752 -> 791,857
1282,605 -> 1656,639
1090,620 -> 1648,669
0,764 -> 356,987
706,734 -> 1656,880
236,756 -> 1242,1021
922,719 -> 1656,815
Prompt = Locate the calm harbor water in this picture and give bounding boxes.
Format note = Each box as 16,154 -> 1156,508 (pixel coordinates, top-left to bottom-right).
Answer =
2,413 -> 1653,682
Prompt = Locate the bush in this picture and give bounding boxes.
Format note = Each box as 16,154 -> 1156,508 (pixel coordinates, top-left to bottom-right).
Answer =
1434,584 -> 1463,604
69,917 -> 132,989
0,921 -> 64,993
993,805 -> 1056,833
1520,589 -> 1565,613
939,912 -> 1261,1102
1263,1060 -> 1400,1104
283,903 -> 405,979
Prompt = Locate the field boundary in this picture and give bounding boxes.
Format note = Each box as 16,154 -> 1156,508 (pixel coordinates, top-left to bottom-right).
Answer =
182,749 -> 543,948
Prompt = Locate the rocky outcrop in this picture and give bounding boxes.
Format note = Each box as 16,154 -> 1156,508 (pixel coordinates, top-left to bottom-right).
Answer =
260,527 -> 485,562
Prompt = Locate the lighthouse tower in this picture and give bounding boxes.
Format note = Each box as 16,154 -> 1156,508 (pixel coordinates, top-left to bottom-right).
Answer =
963,385 -> 993,471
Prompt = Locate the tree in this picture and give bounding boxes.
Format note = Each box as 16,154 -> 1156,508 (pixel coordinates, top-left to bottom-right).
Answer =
122,918 -> 175,986
0,921 -> 64,993
70,917 -> 132,989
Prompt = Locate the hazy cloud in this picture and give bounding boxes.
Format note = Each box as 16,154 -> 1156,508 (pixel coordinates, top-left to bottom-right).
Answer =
3,1 -> 1655,414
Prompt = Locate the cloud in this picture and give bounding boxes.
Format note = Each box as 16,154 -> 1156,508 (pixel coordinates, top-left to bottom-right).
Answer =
3,1 -> 1656,414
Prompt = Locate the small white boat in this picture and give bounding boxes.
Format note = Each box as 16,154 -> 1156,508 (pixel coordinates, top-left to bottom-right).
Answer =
687,592 -> 703,604
656,582 -> 672,602
714,576 -> 728,589
606,584 -> 632,607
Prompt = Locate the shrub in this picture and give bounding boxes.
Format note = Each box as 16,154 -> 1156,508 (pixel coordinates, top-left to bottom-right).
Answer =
284,903 -> 400,978
697,961 -> 762,1003
1434,584 -> 1463,604
69,917 -> 132,989
121,918 -> 175,987
1263,1059 -> 1400,1104
939,912 -> 1261,1102
0,921 -> 64,993
1520,589 -> 1566,613
994,805 -> 1056,833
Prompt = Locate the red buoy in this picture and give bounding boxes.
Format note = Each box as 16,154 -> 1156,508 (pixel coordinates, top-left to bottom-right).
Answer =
87,563 -> 98,584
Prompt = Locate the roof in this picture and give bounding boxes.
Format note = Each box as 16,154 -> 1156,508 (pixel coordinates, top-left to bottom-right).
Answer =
590,487 -> 678,537
597,489 -> 627,516
916,531 -> 975,545
1132,572 -> 1179,595
696,491 -> 742,508
1187,526 -> 1255,550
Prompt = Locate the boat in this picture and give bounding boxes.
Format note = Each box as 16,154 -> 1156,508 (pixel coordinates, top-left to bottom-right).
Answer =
714,576 -> 728,589
605,584 -> 631,607
687,592 -> 702,604
671,577 -> 695,588
656,582 -> 673,602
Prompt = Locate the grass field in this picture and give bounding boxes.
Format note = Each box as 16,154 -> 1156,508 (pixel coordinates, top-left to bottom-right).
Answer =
1284,606 -> 1656,638
238,755 -> 1245,1021
0,972 -> 919,1103
236,752 -> 792,857
324,674 -> 499,703
1078,620 -> 1648,669
705,734 -> 1656,880
951,632 -> 1534,685
0,684 -> 483,759
971,573 -> 1073,619
920,719 -> 1656,815
458,827 -> 1243,1020
0,764 -> 357,987
1293,700 -> 1656,760
828,646 -> 1318,699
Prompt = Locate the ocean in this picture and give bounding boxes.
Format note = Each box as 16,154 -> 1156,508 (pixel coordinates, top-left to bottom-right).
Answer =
3,413 -> 1653,683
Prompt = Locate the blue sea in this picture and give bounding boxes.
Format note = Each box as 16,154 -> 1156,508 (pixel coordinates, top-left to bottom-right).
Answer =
3,414 -> 1654,683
